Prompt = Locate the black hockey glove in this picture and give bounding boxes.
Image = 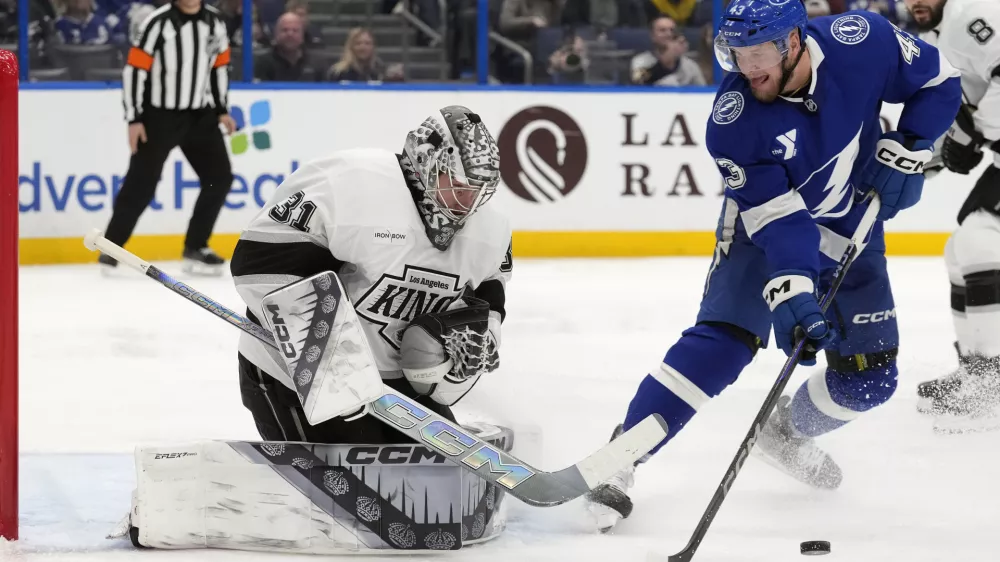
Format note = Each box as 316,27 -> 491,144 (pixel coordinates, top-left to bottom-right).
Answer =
958,164 -> 1000,224
942,104 -> 985,175
401,296 -> 499,381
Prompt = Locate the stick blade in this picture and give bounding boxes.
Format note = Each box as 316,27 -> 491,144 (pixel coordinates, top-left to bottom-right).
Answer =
502,413 -> 668,507
576,414 -> 668,488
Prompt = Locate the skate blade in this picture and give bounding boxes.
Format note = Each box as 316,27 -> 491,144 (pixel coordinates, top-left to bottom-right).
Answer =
182,259 -> 224,277
750,447 -> 842,490
932,411 -> 1000,435
916,396 -> 937,415
587,502 -> 623,534
99,264 -> 133,279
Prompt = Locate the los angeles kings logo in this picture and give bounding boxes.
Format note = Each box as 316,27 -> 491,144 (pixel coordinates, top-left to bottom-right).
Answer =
356,265 -> 462,349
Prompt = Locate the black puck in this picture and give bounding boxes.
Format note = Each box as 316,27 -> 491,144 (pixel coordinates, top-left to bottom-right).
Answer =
800,541 -> 831,555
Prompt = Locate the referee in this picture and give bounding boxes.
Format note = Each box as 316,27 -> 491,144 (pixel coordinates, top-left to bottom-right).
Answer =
99,0 -> 236,276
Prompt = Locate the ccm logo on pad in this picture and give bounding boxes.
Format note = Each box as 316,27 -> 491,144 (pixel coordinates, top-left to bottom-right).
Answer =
853,309 -> 896,324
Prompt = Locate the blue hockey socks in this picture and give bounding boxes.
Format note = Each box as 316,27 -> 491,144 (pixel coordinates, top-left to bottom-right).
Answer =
789,363 -> 898,437
623,323 -> 755,455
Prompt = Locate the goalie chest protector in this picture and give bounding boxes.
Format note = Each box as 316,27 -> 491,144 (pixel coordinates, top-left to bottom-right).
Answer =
275,149 -> 511,374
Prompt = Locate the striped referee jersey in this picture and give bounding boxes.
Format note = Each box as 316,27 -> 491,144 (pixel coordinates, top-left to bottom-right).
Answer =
122,3 -> 231,123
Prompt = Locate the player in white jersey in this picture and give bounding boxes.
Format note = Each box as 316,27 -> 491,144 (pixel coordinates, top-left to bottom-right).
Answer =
230,104 -> 513,444
907,0 -> 1000,432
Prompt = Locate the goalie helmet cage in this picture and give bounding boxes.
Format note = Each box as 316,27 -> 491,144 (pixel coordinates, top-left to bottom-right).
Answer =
0,49 -> 17,541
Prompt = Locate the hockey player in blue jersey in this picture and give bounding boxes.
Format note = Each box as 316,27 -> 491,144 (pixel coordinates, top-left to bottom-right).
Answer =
586,0 -> 961,532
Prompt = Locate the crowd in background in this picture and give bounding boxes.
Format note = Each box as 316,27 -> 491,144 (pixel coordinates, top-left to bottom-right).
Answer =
0,0 -> 920,85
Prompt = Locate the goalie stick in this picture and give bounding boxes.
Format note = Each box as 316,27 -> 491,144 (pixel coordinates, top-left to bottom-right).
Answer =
652,194 -> 882,562
83,229 -> 669,508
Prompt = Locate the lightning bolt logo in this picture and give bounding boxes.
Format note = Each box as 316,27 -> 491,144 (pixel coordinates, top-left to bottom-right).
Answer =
796,125 -> 863,219
713,92 -> 745,125
831,15 -> 870,45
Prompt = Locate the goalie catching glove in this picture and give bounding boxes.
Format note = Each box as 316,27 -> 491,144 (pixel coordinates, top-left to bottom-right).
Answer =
400,296 -> 500,406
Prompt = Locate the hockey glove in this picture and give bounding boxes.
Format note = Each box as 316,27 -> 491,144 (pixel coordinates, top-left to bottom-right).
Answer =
942,104 -> 985,175
399,296 -> 499,406
860,132 -> 933,221
763,271 -> 835,366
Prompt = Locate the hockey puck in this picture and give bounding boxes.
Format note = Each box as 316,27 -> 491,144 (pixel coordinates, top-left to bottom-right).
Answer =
800,541 -> 831,555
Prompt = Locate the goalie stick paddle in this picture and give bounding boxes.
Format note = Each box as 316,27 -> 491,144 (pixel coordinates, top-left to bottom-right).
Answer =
651,194 -> 882,562
83,229 -> 669,508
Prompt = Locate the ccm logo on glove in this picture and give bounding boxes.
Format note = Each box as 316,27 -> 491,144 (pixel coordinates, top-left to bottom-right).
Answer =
875,138 -> 931,174
763,275 -> 815,311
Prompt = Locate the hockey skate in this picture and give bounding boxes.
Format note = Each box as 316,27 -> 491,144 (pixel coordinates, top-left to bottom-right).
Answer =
182,247 -> 225,276
932,355 -> 1000,434
585,424 -> 636,533
98,252 -> 134,278
752,395 -> 843,490
916,342 -> 968,415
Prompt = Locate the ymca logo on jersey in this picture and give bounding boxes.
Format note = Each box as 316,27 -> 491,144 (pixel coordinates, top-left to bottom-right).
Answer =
773,129 -> 798,160
831,15 -> 870,45
356,265 -> 462,349
713,92 -> 744,125
796,125 -> 863,219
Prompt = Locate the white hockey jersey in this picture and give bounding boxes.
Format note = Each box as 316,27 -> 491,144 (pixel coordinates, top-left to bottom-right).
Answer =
231,148 -> 513,392
922,0 -> 1000,141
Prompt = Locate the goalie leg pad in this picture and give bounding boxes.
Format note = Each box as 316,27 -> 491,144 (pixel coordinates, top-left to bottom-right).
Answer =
121,429 -> 512,553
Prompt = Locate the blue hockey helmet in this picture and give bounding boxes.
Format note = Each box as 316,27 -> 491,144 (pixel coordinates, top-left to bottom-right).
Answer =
714,0 -> 808,73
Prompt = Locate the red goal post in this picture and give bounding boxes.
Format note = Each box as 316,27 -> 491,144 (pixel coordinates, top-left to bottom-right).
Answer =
0,48 -> 18,541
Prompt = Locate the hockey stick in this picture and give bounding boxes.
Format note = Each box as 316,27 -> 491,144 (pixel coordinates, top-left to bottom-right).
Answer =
82,229 -> 669,508
655,193 -> 882,562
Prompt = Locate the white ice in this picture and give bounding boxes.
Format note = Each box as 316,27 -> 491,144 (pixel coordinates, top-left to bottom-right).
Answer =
8,257 -> 999,562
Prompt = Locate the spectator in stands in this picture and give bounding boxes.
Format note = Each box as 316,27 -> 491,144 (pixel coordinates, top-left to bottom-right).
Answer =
561,0 -> 618,34
841,0 -> 912,28
630,15 -> 704,86
326,27 -> 403,82
645,0 -> 696,26
54,0 -> 111,43
285,0 -> 322,46
121,1 -> 163,44
381,0 -> 440,45
547,31 -> 588,83
696,22 -> 713,84
0,0 -> 14,43
218,0 -> 269,47
804,0 -> 832,18
254,12 -> 321,80
499,0 -> 559,42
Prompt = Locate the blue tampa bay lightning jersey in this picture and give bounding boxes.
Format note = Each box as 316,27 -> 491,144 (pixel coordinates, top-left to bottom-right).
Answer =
707,11 -> 961,279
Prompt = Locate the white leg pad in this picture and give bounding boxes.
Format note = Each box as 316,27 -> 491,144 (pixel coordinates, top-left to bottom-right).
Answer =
125,439 -> 508,553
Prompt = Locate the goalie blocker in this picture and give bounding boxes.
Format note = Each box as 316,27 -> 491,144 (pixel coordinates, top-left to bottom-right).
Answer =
110,423 -> 514,553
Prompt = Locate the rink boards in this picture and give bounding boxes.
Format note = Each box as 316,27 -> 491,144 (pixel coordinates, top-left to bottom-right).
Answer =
17,87 -> 976,264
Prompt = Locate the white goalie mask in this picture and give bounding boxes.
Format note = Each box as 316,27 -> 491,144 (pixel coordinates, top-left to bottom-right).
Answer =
402,106 -> 501,227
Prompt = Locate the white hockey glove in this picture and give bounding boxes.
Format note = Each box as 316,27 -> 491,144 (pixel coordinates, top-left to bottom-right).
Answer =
399,296 -> 500,406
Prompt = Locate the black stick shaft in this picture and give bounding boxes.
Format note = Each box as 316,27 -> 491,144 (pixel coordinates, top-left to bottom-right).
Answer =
666,195 -> 881,562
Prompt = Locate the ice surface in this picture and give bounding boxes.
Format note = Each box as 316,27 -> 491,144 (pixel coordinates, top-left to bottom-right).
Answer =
9,257 -> 1000,561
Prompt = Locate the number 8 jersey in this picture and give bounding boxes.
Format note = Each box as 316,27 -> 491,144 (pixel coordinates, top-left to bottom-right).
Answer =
922,0 -> 1000,143
231,148 -> 513,393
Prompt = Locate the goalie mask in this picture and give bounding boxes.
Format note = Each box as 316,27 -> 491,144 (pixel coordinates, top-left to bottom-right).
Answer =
400,105 -> 501,251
